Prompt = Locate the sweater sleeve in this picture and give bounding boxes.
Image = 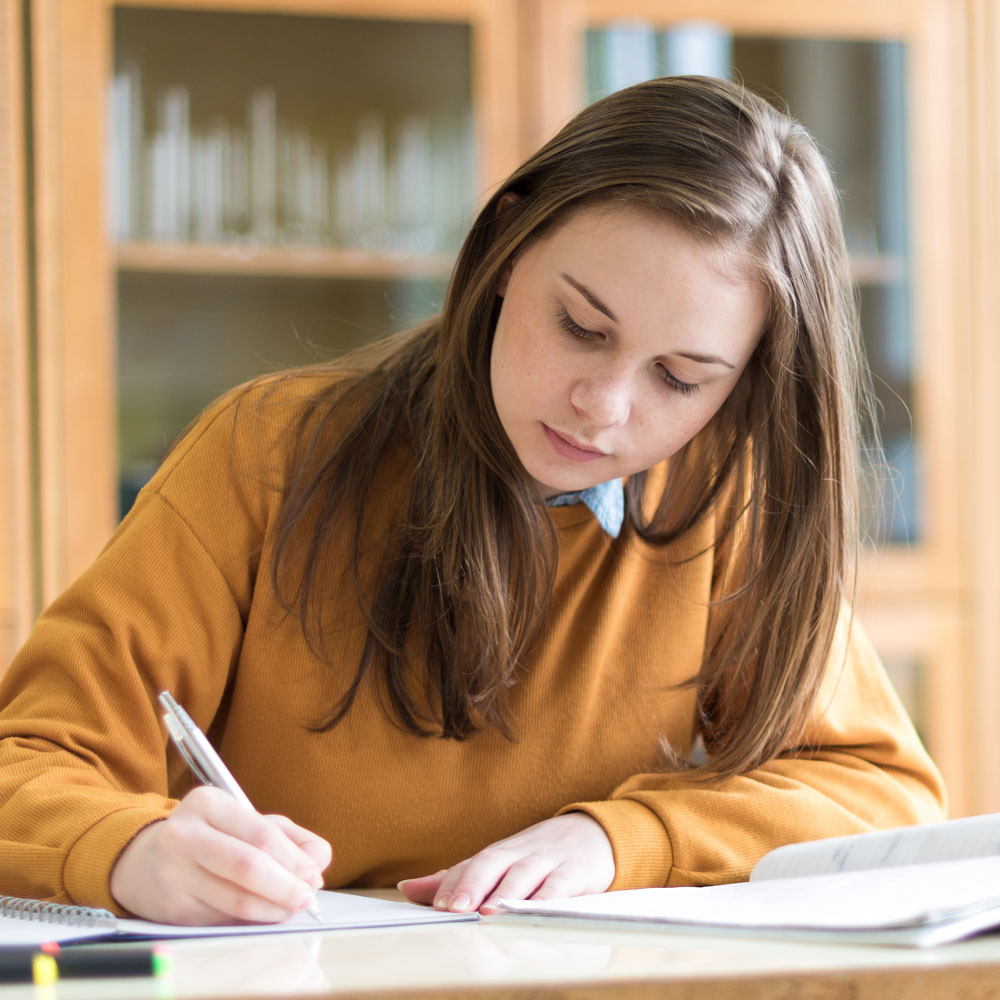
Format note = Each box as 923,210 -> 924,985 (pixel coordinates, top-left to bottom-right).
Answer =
0,391 -> 269,913
560,613 -> 947,890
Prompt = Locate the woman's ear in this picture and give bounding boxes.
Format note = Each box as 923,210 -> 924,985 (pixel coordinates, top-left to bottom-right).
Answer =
496,192 -> 520,214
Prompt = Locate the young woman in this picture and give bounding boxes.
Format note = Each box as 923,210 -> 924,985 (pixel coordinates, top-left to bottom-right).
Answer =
0,76 -> 944,926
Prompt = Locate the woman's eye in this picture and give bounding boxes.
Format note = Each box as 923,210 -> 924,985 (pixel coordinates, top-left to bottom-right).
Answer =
557,307 -> 601,342
657,364 -> 700,397
557,306 -> 699,397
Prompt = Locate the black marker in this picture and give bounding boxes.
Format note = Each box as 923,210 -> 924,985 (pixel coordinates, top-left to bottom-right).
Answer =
0,943 -> 171,983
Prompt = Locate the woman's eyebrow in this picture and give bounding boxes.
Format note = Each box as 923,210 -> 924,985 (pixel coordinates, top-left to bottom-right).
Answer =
678,351 -> 736,370
559,273 -> 618,323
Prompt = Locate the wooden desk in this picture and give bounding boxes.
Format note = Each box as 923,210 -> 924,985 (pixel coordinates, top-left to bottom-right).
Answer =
2,911 -> 1000,1000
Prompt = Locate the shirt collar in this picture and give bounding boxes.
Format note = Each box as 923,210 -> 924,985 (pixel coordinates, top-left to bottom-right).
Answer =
546,478 -> 625,537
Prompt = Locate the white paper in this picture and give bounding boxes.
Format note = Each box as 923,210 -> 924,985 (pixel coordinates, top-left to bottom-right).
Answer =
499,855 -> 1000,938
0,919 -> 111,946
116,890 -> 474,939
1,890 -> 474,945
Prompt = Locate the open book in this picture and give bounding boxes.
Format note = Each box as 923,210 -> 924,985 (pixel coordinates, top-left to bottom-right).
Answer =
498,813 -> 1000,947
0,889 -> 474,946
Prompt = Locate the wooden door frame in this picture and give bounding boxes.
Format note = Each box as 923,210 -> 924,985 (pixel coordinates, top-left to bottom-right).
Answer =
952,0 -> 1000,814
31,0 -> 115,604
1,0 -> 35,667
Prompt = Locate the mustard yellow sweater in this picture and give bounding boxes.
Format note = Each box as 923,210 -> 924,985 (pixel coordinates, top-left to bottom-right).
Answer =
0,372 -> 945,913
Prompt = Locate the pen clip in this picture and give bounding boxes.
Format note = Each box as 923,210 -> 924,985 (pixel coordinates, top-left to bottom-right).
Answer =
162,712 -> 215,787
159,690 -> 195,731
157,690 -> 255,809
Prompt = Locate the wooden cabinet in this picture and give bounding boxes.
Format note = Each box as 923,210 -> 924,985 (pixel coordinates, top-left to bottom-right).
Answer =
4,0 -> 999,813
108,5 -> 502,512
26,0 -> 521,600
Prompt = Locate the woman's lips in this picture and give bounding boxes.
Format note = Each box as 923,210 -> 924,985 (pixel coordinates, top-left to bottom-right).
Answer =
542,424 -> 607,462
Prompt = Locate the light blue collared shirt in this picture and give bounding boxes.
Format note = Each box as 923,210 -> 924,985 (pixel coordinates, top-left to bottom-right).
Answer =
546,478 -> 625,538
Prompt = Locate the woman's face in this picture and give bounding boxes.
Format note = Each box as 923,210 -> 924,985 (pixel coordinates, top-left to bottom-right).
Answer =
490,201 -> 768,498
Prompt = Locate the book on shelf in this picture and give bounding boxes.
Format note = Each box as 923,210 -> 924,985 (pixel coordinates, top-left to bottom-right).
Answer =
498,812 -> 1000,947
0,889 -> 474,946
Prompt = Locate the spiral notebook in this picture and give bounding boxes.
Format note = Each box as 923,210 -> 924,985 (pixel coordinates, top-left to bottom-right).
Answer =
0,891 -> 475,945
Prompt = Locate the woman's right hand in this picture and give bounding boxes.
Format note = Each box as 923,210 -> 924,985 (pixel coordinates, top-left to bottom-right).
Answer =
109,786 -> 332,925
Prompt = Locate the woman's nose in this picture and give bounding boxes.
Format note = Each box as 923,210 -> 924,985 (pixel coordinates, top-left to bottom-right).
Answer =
569,372 -> 632,427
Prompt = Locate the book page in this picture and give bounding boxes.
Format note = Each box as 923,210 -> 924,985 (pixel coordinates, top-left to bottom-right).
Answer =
499,855 -> 1000,938
750,812 -> 1000,882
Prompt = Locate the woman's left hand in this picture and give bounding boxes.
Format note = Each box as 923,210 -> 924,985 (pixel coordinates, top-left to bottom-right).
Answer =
397,813 -> 615,914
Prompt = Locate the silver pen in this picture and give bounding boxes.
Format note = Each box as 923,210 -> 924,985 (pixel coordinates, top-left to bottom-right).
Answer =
158,690 -> 323,922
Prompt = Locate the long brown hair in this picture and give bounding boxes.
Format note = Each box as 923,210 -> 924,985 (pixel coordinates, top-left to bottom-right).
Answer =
268,76 -> 873,778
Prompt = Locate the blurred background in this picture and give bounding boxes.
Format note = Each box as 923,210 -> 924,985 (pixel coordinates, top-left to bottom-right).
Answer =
1,0 -> 998,816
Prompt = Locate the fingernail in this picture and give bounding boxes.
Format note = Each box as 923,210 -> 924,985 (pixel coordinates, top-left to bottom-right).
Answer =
434,894 -> 451,910
396,879 -> 412,890
449,893 -> 471,912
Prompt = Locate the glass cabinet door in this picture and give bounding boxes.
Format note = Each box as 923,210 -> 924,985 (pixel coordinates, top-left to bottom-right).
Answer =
586,26 -> 916,545
30,0 -> 519,609
111,6 -> 477,512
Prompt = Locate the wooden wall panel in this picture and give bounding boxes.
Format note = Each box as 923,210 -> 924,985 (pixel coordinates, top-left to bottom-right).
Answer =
31,0 -> 116,602
963,0 -> 1000,813
0,0 -> 34,669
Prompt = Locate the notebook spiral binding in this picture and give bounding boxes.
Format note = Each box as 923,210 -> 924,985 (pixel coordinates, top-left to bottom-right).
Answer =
0,896 -> 117,928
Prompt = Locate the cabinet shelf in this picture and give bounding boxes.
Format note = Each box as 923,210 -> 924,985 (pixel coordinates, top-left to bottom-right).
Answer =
850,253 -> 906,285
115,240 -> 457,280
114,242 -> 904,286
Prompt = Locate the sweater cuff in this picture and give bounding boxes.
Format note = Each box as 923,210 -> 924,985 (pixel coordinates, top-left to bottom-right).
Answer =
64,804 -> 173,914
558,798 -> 673,890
